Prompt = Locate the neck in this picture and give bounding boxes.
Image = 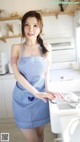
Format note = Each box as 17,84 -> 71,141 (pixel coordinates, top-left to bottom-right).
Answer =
25,39 -> 37,47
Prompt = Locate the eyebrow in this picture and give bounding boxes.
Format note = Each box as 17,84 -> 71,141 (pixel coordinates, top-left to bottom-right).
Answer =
25,22 -> 39,25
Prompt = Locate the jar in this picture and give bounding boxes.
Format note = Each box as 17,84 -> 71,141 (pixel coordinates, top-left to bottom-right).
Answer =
72,62 -> 80,71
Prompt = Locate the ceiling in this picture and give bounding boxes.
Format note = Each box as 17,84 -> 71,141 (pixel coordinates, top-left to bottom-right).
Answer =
0,0 -> 80,16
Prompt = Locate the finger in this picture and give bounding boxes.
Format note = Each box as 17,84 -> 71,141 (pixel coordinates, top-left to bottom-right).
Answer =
43,92 -> 55,100
53,92 -> 63,98
58,93 -> 64,98
51,92 -> 57,98
50,93 -> 57,99
47,93 -> 55,100
42,98 -> 47,103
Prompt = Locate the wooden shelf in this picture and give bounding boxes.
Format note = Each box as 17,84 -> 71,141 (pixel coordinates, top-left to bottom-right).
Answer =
0,11 -> 75,21
41,11 -> 59,16
0,34 -> 21,42
41,11 -> 74,17
0,16 -> 21,21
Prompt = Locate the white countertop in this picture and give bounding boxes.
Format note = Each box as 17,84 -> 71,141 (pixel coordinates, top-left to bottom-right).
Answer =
0,73 -> 15,79
50,68 -> 80,82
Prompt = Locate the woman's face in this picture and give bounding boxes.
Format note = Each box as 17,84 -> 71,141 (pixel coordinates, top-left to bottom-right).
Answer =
24,17 -> 40,40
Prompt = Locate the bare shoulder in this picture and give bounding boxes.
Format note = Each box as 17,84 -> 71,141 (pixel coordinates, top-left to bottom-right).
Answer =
11,43 -> 22,53
11,43 -> 22,57
11,44 -> 22,52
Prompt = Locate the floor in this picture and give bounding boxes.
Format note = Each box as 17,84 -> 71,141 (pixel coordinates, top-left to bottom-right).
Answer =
0,121 -> 58,142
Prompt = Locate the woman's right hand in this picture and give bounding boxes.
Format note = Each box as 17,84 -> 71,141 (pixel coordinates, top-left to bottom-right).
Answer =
35,91 -> 55,102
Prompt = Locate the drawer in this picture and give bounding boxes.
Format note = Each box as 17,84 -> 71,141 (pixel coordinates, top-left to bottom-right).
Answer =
52,49 -> 76,63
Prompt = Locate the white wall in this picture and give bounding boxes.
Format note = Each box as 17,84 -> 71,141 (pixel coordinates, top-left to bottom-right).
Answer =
0,38 -> 21,62
76,27 -> 80,61
0,0 -> 59,15
74,10 -> 80,61
42,14 -> 74,39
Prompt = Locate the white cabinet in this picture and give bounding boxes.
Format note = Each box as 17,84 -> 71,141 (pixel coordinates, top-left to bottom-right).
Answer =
0,77 -> 16,119
0,81 -> 7,118
52,49 -> 76,63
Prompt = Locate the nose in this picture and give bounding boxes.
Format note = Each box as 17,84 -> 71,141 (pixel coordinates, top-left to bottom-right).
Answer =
29,25 -> 33,32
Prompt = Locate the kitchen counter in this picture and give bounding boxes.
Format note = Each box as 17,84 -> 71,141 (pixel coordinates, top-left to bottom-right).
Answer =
0,73 -> 15,79
50,68 -> 80,82
49,68 -> 80,142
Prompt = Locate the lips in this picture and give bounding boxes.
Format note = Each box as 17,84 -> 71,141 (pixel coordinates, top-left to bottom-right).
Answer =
27,33 -> 34,36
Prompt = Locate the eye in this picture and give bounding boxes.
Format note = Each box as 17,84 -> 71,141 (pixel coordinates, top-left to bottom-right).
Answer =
34,24 -> 38,27
24,23 -> 29,27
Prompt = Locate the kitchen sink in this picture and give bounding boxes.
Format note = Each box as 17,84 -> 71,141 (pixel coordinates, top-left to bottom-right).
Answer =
49,79 -> 80,134
57,103 -> 75,110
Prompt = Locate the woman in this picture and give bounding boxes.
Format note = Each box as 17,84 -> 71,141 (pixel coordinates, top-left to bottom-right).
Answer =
11,11 -> 62,142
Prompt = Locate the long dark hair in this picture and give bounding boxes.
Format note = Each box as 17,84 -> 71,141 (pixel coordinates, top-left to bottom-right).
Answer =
21,11 -> 48,54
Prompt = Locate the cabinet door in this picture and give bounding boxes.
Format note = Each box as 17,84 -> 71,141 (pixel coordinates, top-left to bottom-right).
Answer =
52,49 -> 76,63
2,78 -> 16,118
0,80 -> 7,118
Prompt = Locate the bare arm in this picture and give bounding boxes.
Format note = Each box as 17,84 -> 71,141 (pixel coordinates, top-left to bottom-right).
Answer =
11,44 -> 39,97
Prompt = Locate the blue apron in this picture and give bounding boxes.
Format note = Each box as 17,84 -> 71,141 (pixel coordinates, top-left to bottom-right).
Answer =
12,44 -> 50,128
